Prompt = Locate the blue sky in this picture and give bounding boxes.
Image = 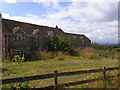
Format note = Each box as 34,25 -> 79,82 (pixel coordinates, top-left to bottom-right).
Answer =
2,2 -> 61,16
1,0 -> 119,44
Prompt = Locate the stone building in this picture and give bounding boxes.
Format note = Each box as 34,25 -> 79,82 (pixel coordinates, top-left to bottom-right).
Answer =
1,15 -> 91,58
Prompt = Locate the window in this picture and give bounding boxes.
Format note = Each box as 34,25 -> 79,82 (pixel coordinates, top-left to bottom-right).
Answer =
14,34 -> 25,40
12,50 -> 25,57
14,35 -> 17,40
18,34 -> 21,40
22,34 -> 25,40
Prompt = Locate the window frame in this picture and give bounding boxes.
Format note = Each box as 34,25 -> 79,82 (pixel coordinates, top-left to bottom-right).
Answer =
14,33 -> 25,41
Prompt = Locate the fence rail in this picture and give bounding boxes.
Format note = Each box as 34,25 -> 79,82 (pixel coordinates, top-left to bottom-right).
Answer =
1,66 -> 120,89
38,74 -> 120,89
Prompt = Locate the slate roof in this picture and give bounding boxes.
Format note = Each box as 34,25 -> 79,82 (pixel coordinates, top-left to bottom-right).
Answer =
2,18 -> 91,42
2,18 -> 64,36
65,33 -> 91,41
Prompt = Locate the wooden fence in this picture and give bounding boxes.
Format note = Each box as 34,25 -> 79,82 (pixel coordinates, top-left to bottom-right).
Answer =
1,66 -> 120,89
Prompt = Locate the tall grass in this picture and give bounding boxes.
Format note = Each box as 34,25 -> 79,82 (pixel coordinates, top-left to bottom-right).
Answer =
77,48 -> 119,60
54,51 -> 68,60
29,48 -> 119,61
31,51 -> 68,60
10,47 -> 119,61
31,51 -> 52,60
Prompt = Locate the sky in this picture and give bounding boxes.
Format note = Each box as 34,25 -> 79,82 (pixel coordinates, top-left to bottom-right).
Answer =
1,0 -> 119,44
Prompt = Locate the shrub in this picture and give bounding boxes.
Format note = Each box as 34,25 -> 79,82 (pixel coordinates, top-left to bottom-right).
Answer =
12,55 -> 25,62
10,81 -> 30,89
68,49 -> 78,56
47,34 -> 77,57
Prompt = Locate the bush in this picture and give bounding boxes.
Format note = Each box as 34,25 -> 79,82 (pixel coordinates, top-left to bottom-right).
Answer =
12,55 -> 25,62
68,49 -> 78,56
10,81 -> 30,89
47,34 -> 77,57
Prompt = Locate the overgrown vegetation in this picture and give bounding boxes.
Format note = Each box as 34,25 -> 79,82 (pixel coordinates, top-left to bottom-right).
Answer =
2,41 -> 119,88
66,75 -> 119,88
7,35 -> 119,62
31,51 -> 52,60
47,34 -> 78,58
77,48 -> 118,60
12,55 -> 25,62
91,42 -> 120,51
9,42 -> 119,62
2,81 -> 31,89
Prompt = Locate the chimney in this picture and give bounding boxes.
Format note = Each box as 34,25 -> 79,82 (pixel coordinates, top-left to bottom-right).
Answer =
55,25 -> 58,29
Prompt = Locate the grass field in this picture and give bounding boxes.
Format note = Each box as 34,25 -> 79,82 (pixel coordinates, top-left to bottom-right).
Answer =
1,49 -> 119,88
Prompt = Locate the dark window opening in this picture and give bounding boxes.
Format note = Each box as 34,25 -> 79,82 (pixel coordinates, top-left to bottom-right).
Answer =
14,34 -> 25,41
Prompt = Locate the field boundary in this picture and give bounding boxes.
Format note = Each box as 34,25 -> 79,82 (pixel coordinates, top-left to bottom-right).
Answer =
38,74 -> 120,89
1,66 -> 120,88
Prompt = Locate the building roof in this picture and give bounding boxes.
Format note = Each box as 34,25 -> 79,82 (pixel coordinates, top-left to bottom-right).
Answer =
2,18 -> 64,36
2,18 -> 91,41
65,33 -> 91,41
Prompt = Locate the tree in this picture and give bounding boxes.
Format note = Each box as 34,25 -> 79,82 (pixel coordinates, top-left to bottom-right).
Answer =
47,34 -> 78,58
47,34 -> 59,58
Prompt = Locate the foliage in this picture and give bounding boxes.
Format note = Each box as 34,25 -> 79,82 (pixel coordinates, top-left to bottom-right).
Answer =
12,55 -> 25,62
47,34 -> 59,52
91,43 -> 109,50
91,42 -> 120,51
10,81 -> 30,89
33,51 -> 52,60
2,53 -> 118,88
112,48 -> 120,51
55,52 -> 66,60
67,48 -> 78,56
77,47 -> 119,60
47,34 -> 78,57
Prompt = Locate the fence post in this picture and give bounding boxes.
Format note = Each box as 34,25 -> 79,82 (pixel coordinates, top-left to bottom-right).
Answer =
103,66 -> 106,80
103,66 -> 107,88
54,70 -> 58,90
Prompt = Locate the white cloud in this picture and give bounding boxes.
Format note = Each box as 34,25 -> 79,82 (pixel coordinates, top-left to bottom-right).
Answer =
2,0 -> 119,3
33,0 -> 119,2
33,0 -> 63,11
105,20 -> 118,27
25,13 -> 39,19
3,0 -> 16,3
2,1 -> 118,44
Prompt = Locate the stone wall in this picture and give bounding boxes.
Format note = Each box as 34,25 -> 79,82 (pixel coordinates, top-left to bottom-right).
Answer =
2,18 -> 91,58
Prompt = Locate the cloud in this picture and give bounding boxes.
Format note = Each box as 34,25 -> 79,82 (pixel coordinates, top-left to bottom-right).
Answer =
43,2 -> 118,43
3,0 -> 16,3
2,1 -> 118,44
33,0 -> 63,11
25,13 -> 39,19
2,0 -> 119,3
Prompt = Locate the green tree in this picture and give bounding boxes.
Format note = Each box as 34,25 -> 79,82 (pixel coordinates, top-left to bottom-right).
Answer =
47,34 -> 78,58
47,34 -> 59,58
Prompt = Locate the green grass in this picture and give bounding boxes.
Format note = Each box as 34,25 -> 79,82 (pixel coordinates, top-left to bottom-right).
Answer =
2,49 -> 119,88
2,58 -> 118,79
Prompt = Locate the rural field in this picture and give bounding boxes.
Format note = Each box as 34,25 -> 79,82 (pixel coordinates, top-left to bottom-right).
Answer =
1,48 -> 120,88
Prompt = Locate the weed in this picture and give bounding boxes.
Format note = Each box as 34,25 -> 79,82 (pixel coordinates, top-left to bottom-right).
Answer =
2,81 -> 31,89
12,55 -> 25,62
32,51 -> 52,60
